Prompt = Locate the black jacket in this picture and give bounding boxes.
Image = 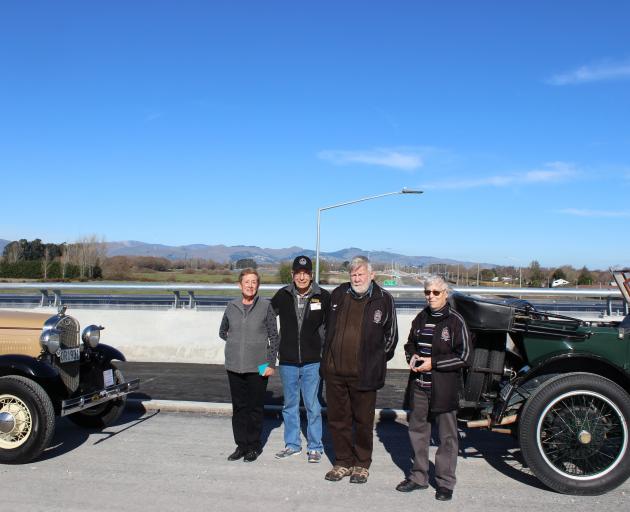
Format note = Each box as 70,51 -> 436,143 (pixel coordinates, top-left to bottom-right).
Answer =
404,304 -> 472,413
322,281 -> 398,391
271,283 -> 330,364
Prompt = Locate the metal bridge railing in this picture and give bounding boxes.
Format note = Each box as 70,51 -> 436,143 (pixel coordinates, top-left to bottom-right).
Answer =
0,283 -> 626,315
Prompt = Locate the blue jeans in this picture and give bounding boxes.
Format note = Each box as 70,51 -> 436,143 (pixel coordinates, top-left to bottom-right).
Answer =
279,362 -> 323,452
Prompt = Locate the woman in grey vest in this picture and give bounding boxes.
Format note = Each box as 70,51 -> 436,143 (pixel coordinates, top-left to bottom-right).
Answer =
219,268 -> 279,462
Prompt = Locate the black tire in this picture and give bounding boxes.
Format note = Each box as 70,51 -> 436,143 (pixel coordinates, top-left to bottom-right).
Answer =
68,366 -> 126,429
0,375 -> 55,464
519,372 -> 630,495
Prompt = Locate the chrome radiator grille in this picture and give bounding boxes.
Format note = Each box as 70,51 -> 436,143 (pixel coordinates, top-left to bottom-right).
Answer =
53,316 -> 80,393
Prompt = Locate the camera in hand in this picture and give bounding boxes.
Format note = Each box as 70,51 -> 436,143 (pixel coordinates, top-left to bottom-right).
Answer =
413,358 -> 425,368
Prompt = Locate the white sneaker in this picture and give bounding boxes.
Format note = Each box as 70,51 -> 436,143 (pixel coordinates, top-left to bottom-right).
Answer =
275,447 -> 302,459
307,451 -> 322,463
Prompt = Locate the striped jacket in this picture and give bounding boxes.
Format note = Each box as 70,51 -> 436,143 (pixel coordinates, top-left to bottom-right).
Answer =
404,304 -> 472,413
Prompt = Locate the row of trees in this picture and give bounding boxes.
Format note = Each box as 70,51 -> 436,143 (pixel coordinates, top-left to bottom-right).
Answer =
427,261 -> 606,287
1,239 -> 265,281
1,237 -> 104,280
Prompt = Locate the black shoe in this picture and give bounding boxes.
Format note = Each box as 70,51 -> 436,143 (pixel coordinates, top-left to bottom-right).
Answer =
227,447 -> 246,461
243,449 -> 261,462
395,479 -> 428,492
435,487 -> 453,501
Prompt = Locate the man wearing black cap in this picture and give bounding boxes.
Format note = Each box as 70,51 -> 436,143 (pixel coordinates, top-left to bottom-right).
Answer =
271,255 -> 331,463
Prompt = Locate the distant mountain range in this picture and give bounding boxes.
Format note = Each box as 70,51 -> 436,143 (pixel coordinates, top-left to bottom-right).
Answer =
0,238 -> 492,268
106,240 -> 489,267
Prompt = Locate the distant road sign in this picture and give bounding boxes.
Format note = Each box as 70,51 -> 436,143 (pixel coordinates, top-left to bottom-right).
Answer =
383,280 -> 397,286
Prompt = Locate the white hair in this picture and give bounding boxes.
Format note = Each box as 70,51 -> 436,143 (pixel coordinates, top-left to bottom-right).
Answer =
349,255 -> 372,273
424,275 -> 449,291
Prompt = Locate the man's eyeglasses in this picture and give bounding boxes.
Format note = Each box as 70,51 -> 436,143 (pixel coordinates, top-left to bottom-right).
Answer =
424,289 -> 443,296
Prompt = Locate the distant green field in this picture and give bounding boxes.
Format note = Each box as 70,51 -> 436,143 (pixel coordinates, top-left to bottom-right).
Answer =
0,269 -> 429,295
129,270 -> 282,284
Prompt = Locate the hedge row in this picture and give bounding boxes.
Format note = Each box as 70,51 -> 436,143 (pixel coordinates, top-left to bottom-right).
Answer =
0,261 -> 88,279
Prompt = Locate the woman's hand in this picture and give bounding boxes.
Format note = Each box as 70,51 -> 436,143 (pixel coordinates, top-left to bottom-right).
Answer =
263,367 -> 275,378
409,354 -> 432,373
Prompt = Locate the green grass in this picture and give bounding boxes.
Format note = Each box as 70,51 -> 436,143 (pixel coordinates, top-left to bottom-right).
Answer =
129,270 -> 282,284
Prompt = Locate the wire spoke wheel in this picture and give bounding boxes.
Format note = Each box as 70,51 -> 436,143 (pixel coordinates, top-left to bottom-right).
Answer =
519,373 -> 630,495
0,394 -> 33,449
0,376 -> 55,464
538,391 -> 627,479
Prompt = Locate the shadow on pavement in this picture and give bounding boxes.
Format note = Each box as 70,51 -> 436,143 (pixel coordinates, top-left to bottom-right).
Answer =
37,407 -> 153,463
376,418 -> 412,477
460,427 -> 548,491
261,408 -> 283,451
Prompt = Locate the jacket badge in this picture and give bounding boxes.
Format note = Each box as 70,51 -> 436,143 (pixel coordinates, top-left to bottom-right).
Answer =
373,309 -> 382,323
441,327 -> 451,343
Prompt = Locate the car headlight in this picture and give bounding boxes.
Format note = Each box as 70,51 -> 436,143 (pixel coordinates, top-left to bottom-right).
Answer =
40,329 -> 61,354
81,325 -> 103,348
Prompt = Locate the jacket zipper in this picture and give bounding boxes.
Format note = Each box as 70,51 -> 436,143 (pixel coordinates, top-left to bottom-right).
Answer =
297,295 -> 311,364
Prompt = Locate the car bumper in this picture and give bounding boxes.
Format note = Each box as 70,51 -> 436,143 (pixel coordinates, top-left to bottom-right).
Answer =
60,379 -> 140,416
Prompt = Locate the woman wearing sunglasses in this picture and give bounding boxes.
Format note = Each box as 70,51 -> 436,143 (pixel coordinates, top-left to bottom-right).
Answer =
395,275 -> 472,501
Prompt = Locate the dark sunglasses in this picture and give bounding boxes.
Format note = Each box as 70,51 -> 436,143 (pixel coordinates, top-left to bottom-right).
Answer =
424,289 -> 443,296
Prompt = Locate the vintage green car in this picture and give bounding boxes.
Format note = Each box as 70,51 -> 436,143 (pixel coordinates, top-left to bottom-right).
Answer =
0,306 -> 139,463
455,269 -> 630,495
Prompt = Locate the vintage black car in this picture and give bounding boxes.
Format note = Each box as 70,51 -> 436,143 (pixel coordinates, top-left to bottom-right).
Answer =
0,306 -> 139,463
454,269 -> 630,495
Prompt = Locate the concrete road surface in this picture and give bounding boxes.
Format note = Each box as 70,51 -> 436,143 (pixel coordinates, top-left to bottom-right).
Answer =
1,410 -> 627,512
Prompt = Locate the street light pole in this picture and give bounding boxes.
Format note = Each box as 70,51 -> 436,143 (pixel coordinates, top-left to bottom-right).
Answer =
315,188 -> 423,282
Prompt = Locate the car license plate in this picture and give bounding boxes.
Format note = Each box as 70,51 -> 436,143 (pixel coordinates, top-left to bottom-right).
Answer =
58,347 -> 80,363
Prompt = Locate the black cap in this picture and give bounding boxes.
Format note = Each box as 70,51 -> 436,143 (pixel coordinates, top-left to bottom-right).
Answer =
292,255 -> 312,273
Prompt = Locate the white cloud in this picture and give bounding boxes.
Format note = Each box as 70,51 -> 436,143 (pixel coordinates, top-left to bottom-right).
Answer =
144,111 -> 163,122
547,59 -> 630,85
422,162 -> 576,190
557,208 -> 630,218
318,148 -> 423,171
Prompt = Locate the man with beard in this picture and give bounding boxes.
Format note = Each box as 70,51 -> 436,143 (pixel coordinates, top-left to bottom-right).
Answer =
321,256 -> 398,484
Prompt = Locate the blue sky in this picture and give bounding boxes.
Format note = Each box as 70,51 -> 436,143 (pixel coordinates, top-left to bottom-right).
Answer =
1,1 -> 629,269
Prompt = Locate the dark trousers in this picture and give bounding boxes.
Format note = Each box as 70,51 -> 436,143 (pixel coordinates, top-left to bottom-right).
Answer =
227,370 -> 268,452
325,373 -> 377,469
408,385 -> 459,490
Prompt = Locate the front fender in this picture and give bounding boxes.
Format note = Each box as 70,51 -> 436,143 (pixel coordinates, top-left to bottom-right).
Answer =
0,354 -> 59,380
520,352 -> 630,391
91,344 -> 126,364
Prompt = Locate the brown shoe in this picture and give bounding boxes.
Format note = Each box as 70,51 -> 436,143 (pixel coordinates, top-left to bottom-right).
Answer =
349,466 -> 369,484
324,465 -> 353,482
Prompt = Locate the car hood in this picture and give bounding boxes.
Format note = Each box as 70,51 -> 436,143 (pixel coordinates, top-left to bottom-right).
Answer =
0,310 -> 51,330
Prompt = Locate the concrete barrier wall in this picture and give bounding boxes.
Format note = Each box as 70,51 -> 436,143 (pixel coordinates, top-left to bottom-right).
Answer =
4,307 -> 418,370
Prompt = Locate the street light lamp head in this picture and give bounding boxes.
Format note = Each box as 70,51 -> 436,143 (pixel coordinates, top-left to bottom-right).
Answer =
401,188 -> 423,194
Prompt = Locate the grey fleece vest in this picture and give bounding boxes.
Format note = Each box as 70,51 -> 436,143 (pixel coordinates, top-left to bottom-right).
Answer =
223,297 -> 272,373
